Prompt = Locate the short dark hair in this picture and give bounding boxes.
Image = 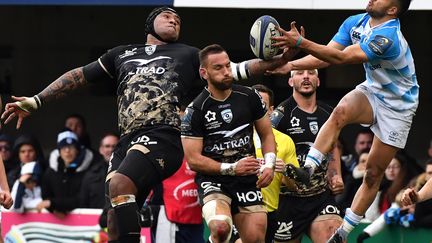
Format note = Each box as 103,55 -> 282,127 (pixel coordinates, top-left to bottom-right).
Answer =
199,44 -> 227,67
65,113 -> 87,128
395,0 -> 412,17
356,128 -> 373,138
251,84 -> 274,106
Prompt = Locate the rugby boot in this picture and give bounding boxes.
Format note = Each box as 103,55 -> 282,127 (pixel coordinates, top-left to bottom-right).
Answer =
283,164 -> 311,186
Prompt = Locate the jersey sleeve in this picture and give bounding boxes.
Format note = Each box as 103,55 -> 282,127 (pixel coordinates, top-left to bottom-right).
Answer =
359,28 -> 400,62
98,45 -> 130,79
250,88 -> 267,121
332,15 -> 359,47
181,105 -> 204,138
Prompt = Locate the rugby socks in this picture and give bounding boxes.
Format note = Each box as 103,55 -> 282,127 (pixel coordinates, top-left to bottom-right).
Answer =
339,208 -> 363,240
304,147 -> 325,173
114,202 -> 141,243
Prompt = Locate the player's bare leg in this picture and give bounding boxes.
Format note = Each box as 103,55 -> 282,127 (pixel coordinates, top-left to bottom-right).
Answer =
234,211 -> 267,243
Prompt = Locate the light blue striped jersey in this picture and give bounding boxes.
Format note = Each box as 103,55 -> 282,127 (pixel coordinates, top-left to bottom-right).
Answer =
332,13 -> 418,111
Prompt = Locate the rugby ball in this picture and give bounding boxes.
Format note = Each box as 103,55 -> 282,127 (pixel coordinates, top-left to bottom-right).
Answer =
249,15 -> 281,60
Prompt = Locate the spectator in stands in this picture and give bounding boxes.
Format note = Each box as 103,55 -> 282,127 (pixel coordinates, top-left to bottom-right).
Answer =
80,133 -> 119,209
341,128 -> 373,179
64,114 -> 92,149
38,129 -> 94,217
6,134 -> 45,188
10,161 -> 42,213
0,134 -> 15,178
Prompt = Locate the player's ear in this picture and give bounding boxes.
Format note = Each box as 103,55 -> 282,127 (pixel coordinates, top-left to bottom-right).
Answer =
387,5 -> 398,16
288,77 -> 294,87
199,67 -> 208,80
317,77 -> 321,87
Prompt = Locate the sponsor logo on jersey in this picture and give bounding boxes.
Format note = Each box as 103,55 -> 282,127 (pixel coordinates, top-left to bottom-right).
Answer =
352,31 -> 361,41
119,48 -> 137,59
221,109 -> 233,123
290,116 -> 300,127
204,135 -> 251,153
125,56 -> 171,76
145,45 -> 156,55
368,35 -> 393,55
309,121 -> 319,135
205,110 -> 217,122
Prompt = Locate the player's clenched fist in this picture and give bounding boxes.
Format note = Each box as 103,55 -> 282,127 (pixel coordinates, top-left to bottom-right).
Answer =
400,188 -> 418,206
0,191 -> 13,209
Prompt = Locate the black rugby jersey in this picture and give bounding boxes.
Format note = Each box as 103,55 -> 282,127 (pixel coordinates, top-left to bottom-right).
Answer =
96,43 -> 201,136
271,96 -> 332,197
181,84 -> 267,183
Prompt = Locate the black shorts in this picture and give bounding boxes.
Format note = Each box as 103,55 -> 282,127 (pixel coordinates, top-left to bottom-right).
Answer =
196,175 -> 264,214
107,126 -> 183,206
274,190 -> 342,241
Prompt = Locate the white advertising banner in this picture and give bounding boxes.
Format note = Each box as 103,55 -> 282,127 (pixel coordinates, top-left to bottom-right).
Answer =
174,0 -> 432,10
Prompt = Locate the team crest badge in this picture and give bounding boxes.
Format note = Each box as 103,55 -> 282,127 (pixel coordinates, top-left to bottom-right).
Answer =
145,45 -> 156,55
309,121 -> 319,135
221,109 -> 233,123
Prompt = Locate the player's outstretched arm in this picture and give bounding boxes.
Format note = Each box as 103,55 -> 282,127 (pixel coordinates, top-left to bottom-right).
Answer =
1,67 -> 87,129
273,22 -> 367,65
231,26 -> 305,81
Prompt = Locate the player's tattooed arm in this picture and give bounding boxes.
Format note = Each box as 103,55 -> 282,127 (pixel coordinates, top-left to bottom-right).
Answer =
37,67 -> 88,104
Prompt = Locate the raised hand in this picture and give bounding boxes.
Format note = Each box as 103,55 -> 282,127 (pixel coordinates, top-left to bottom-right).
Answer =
272,22 -> 304,49
1,96 -> 37,129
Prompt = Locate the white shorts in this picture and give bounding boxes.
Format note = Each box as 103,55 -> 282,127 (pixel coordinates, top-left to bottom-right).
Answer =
356,84 -> 415,149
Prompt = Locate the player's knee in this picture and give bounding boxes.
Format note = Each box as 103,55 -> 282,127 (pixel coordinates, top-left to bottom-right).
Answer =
203,200 -> 233,242
109,173 -> 136,198
330,105 -> 349,128
208,219 -> 232,241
